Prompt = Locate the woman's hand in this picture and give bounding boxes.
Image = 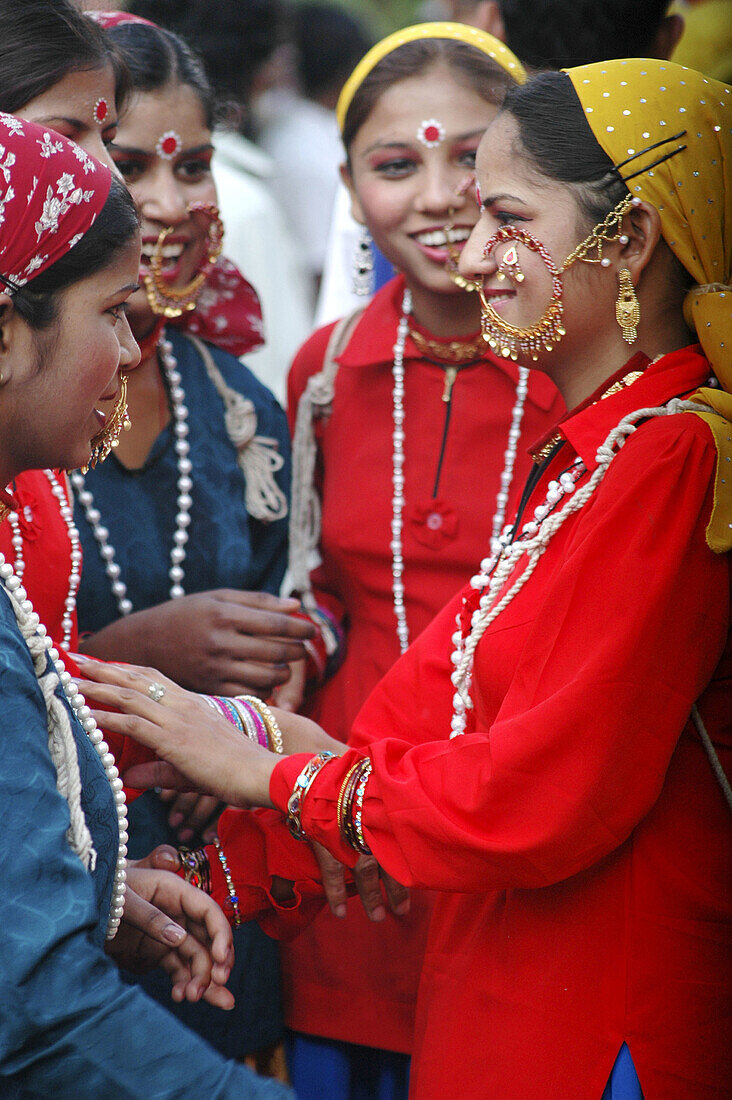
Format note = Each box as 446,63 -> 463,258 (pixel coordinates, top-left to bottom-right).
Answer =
79,590 -> 315,696
272,658 -> 307,713
76,660 -> 279,808
107,856 -> 235,1008
159,789 -> 223,845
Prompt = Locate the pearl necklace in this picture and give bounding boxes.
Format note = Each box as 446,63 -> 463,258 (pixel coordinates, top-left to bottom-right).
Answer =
0,552 -> 127,939
7,471 -> 82,650
391,288 -> 530,653
450,454 -> 587,737
71,335 -> 193,615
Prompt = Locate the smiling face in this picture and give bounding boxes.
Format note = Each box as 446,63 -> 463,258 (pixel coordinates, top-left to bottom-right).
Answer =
19,63 -> 119,171
109,81 -> 217,335
459,112 -> 621,374
344,63 -> 500,306
0,239 -> 141,479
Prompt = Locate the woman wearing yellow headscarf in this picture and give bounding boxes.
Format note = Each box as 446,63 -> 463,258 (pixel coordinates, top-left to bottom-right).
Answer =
80,57 -> 731,1100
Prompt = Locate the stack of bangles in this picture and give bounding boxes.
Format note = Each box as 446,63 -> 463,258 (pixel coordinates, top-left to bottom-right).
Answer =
178,838 -> 241,926
202,693 -> 284,754
285,751 -> 373,857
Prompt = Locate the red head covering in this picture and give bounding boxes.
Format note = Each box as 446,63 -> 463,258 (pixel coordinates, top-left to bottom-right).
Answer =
88,11 -> 265,357
0,112 -> 111,292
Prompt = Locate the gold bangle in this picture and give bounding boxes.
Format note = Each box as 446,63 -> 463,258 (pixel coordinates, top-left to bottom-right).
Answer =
241,695 -> 284,754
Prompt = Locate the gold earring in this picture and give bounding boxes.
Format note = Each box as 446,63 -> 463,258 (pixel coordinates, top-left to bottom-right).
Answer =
80,373 -> 131,472
444,207 -> 481,292
615,268 -> 640,344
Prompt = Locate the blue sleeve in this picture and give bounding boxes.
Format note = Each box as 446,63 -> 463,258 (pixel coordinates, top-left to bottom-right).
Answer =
0,596 -> 291,1099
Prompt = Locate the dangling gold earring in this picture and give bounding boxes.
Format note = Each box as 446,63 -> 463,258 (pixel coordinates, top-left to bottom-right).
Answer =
80,373 -> 131,472
615,268 -> 640,344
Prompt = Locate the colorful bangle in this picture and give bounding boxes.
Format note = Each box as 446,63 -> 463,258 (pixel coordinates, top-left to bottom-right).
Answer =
213,836 -> 242,926
241,695 -> 284,754
227,696 -> 266,746
286,750 -> 336,840
338,757 -> 373,855
178,845 -> 212,894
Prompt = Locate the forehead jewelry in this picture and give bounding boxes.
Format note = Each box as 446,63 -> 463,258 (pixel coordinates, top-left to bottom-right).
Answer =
478,192 -> 638,361
142,200 -> 224,318
155,130 -> 183,160
416,118 -> 445,148
93,98 -> 110,126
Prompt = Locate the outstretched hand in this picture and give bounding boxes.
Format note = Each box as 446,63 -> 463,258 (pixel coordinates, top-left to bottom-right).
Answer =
76,659 -> 278,809
108,856 -> 235,1008
80,590 -> 315,696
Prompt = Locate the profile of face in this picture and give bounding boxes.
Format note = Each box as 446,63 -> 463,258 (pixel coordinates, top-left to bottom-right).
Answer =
459,112 -> 620,368
0,238 -> 141,478
18,63 -> 119,171
343,62 -> 500,298
109,80 -> 217,333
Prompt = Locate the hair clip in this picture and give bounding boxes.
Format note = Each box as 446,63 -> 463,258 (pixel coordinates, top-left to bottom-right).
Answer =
613,130 -> 687,184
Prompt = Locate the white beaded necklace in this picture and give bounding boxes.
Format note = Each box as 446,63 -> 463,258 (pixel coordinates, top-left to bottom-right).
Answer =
71,335 -> 193,615
0,552 -> 127,939
8,470 -> 82,650
448,396 -> 711,740
391,288 -> 530,653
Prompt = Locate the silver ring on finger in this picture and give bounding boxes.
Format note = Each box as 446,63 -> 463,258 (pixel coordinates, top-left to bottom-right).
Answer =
147,681 -> 166,703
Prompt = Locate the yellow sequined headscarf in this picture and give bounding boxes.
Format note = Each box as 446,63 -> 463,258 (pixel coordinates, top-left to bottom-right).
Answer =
336,21 -> 526,134
569,59 -> 731,551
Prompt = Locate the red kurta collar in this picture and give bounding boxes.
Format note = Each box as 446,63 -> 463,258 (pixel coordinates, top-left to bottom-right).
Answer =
560,345 -> 711,471
336,274 -> 558,412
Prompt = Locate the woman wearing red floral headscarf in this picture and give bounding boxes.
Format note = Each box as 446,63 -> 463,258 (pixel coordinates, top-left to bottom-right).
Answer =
0,113 -> 292,1098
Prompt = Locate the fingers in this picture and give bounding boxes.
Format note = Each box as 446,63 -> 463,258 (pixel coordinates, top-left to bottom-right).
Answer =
211,590 -> 315,640
273,659 -> 307,713
131,844 -> 181,872
381,870 -> 410,917
169,794 -> 223,844
122,885 -> 186,946
352,854 -> 387,923
313,841 -> 348,919
123,760 -> 192,792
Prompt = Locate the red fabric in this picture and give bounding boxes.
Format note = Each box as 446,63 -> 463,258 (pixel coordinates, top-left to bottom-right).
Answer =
283,274 -> 564,1051
0,113 -> 110,289
267,344 -> 730,1098
0,475 -> 154,799
169,254 -> 264,358
0,471 -> 78,648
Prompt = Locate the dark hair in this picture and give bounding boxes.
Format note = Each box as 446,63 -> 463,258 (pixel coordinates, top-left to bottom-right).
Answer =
106,20 -> 215,128
129,0 -> 284,110
10,176 -> 139,330
497,0 -> 672,70
291,4 -> 372,102
502,71 -> 628,224
342,38 -> 516,154
0,0 -> 131,115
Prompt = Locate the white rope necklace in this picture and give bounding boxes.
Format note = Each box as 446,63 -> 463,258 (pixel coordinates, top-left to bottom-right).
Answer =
71,335 -> 193,615
0,552 -> 127,938
449,397 -> 713,738
391,288 -> 530,653
7,470 -> 82,649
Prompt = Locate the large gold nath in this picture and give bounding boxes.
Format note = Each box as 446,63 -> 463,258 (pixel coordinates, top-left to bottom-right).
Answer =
81,373 -> 131,472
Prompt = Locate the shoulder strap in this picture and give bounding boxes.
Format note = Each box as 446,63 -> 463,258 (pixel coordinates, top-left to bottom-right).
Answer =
185,333 -> 287,522
286,307 -> 364,610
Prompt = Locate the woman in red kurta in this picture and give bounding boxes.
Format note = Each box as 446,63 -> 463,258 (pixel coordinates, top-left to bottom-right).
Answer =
281,24 -> 561,1080
81,59 -> 731,1098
